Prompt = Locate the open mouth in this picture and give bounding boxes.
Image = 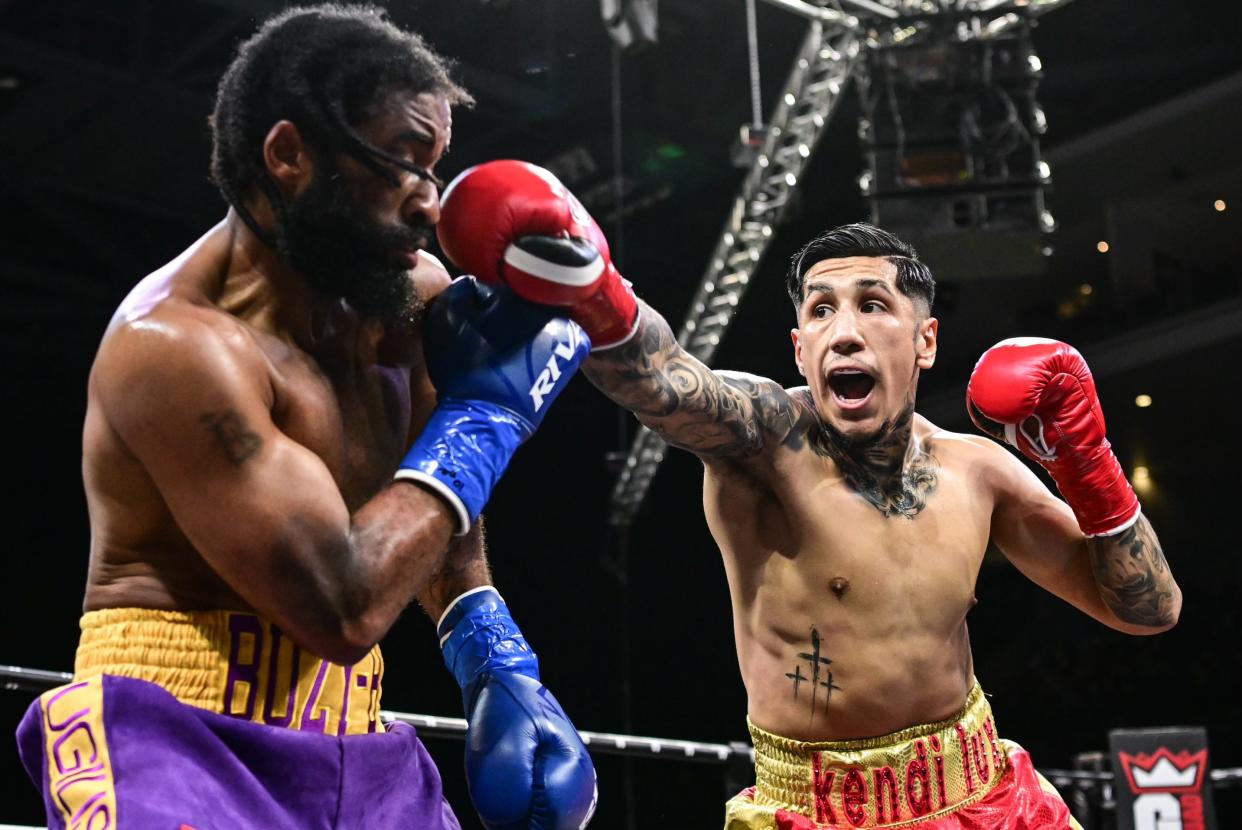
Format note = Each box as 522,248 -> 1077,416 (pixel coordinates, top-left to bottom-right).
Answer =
827,368 -> 876,407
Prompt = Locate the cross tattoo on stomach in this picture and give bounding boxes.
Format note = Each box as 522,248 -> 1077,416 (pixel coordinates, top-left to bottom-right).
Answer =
785,626 -> 843,722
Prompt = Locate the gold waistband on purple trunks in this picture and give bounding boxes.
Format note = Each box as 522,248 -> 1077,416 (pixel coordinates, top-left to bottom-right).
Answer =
74,608 -> 385,736
747,682 -> 1008,827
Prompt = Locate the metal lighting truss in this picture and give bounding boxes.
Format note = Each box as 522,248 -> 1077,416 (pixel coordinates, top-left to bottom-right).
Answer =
607,0 -> 1077,528
607,19 -> 858,526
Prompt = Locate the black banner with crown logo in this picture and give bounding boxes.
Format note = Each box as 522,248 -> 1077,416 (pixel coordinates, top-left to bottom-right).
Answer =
1110,727 -> 1217,830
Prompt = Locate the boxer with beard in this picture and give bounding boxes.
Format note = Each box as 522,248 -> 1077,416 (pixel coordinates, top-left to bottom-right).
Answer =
16,10 -> 597,830
435,161 -> 1182,830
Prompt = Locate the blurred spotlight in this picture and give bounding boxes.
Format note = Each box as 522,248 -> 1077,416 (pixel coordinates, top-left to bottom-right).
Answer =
1215,199 -> 1227,212
1132,465 -> 1153,495
1096,241 -> 1110,253
601,0 -> 658,51
1079,283 -> 1093,296
1135,394 -> 1152,408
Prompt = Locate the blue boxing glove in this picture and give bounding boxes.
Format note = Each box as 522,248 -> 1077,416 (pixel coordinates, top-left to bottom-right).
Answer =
438,587 -> 598,830
396,277 -> 589,533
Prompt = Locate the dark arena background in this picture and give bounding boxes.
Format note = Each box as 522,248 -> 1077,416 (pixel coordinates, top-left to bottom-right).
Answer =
2,1 -> 1241,828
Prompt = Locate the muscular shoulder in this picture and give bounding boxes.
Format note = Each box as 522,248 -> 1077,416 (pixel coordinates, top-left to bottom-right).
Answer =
724,376 -> 820,452
926,424 -> 1029,493
93,299 -> 272,425
706,381 -> 821,475
785,385 -> 815,413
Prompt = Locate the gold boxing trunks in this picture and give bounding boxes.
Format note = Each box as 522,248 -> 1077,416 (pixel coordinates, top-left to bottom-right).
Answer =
725,681 -> 1080,829
73,607 -> 385,735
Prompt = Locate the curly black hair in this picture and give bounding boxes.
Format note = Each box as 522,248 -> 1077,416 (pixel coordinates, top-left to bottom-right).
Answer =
209,3 -> 472,239
786,222 -> 935,314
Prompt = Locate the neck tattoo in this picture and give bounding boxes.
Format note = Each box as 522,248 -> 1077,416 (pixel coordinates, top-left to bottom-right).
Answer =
812,403 -> 940,519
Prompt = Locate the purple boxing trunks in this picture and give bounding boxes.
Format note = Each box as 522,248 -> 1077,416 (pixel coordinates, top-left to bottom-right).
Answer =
15,608 -> 461,829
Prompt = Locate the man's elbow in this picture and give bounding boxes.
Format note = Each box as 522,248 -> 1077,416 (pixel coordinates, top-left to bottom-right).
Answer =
318,638 -> 379,667
272,537 -> 392,664
286,585 -> 388,665
1152,588 -> 1183,633
1114,588 -> 1182,636
303,616 -> 385,666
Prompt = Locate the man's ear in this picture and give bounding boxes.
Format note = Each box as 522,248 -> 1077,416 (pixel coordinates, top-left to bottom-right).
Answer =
916,316 -> 938,370
791,328 -> 805,377
262,120 -> 313,198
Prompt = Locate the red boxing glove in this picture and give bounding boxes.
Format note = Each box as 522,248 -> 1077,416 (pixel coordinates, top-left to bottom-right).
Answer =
966,337 -> 1140,537
436,160 -> 640,350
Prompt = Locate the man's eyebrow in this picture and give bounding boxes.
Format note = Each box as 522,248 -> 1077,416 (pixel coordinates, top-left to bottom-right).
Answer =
395,129 -> 436,147
802,277 -> 896,301
857,278 -> 895,295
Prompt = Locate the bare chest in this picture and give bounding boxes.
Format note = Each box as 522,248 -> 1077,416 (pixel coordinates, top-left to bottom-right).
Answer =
707,449 -> 994,625
706,451 -> 994,737
267,329 -> 420,511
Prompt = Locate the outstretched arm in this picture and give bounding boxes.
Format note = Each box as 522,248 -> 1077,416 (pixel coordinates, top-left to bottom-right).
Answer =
432,161 -> 817,464
584,300 -> 817,461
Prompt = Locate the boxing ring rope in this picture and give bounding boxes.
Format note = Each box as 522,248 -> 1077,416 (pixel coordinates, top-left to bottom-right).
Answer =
6,663 -> 1240,780
4,663 -> 1239,828
0,664 -> 744,764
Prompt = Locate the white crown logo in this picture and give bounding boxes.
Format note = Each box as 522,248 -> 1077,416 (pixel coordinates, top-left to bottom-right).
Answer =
1119,749 -> 1207,793
1133,757 -> 1198,788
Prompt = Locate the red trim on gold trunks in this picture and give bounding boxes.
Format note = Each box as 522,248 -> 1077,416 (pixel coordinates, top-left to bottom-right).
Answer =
812,753 -> 837,824
873,767 -> 898,823
843,769 -> 867,826
743,682 -> 1010,828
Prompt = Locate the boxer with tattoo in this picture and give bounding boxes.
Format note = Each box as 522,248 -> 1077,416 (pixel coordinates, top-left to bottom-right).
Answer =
16,12 -> 597,830
436,161 -> 1180,829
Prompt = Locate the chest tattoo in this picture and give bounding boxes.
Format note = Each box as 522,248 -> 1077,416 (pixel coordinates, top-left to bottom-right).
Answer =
800,399 -> 941,519
838,442 -> 939,519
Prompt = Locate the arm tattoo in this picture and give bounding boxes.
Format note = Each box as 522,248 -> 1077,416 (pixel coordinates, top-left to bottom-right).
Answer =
1087,514 -> 1177,627
785,626 -> 842,722
200,410 -> 261,465
586,303 -> 941,518
584,302 -> 817,459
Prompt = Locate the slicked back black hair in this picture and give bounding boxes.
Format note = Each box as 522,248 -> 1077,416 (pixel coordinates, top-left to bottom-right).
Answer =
209,3 -> 472,237
786,222 -> 935,314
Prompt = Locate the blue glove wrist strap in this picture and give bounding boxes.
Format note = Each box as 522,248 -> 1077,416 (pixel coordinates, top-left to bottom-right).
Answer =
438,587 -> 540,710
395,400 -> 531,534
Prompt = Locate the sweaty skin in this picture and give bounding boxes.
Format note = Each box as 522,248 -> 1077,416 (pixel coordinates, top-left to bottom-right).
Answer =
585,256 -> 1180,741
81,91 -> 489,664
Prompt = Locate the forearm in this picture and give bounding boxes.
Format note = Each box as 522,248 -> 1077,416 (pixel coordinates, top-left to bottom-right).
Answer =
414,519 -> 491,621
585,300 -> 807,458
348,485 -> 491,631
1086,513 -> 1181,631
583,299 -> 684,420
291,481 -> 457,662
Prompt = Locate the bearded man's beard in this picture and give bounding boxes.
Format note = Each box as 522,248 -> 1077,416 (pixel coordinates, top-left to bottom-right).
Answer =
274,166 -> 428,329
